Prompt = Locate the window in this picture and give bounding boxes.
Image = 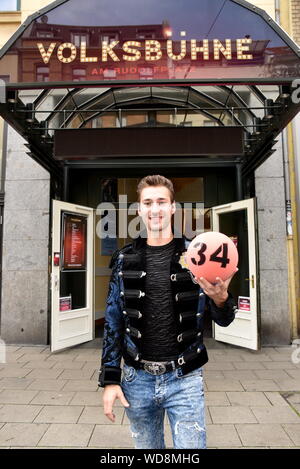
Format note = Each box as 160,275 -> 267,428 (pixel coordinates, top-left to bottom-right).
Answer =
103,69 -> 116,80
139,67 -> 153,80
137,31 -> 155,39
71,33 -> 88,47
116,116 -> 127,128
179,121 -> 193,127
203,120 -> 216,126
0,0 -> 20,11
36,31 -> 54,38
72,68 -> 87,82
100,33 -> 119,43
36,66 -> 49,82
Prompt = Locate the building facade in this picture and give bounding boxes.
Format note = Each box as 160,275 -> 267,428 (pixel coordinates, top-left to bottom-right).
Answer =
0,0 -> 299,349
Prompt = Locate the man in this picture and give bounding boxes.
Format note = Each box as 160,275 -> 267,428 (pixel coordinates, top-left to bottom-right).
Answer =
98,174 -> 238,449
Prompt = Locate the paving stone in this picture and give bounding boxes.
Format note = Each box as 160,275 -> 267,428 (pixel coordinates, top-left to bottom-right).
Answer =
203,371 -> 225,380
38,423 -> 94,447
16,354 -> 49,363
26,380 -> 68,391
33,405 -> 84,424
61,380 -> 98,392
265,353 -> 295,362
238,352 -> 273,362
282,424 -> 300,445
0,367 -> 33,378
209,406 -> 257,424
226,392 -> 271,406
88,424 -> 134,448
4,346 -> 22,353
274,347 -> 296,353
30,391 -> 75,406
0,378 -> 34,390
235,423 -> 294,447
253,370 -> 292,380
0,390 -> 39,405
45,353 -> 80,362
240,380 -> 280,391
51,361 -> 85,370
274,379 -> 300,392
0,404 -> 43,423
69,391 -> 103,406
205,392 -> 231,406
0,423 -> 49,446
16,347 -> 48,354
233,362 -> 266,370
22,361 -> 56,369
222,371 -> 258,381
285,370 -> 300,379
206,424 -> 242,447
81,362 -> 100,371
204,362 -> 235,371
78,406 -> 124,424
281,392 -> 300,404
264,392 -> 290,406
250,406 -> 300,423
24,369 -> 64,380
210,354 -> 245,362
261,361 -> 299,370
205,379 -> 244,391
58,369 -> 94,380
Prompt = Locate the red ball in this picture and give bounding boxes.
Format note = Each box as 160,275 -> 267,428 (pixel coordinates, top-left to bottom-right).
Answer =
186,231 -> 239,283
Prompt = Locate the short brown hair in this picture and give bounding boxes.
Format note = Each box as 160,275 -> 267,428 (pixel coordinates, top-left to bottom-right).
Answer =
137,175 -> 174,203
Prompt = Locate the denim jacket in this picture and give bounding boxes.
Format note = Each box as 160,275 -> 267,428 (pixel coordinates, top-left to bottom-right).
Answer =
98,232 -> 237,387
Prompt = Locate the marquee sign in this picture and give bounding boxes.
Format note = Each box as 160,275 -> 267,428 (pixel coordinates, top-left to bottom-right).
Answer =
37,38 -> 254,64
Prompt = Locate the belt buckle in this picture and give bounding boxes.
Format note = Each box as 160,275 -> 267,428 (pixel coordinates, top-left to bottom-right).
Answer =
144,361 -> 166,375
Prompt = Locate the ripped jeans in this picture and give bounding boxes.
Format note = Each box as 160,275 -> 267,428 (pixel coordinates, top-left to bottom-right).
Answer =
121,363 -> 206,449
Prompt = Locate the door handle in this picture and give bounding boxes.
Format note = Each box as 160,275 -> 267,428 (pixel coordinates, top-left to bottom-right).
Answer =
54,274 -> 59,291
245,276 -> 255,288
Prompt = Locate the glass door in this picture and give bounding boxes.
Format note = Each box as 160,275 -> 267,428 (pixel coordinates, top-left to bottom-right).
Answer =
212,198 -> 259,350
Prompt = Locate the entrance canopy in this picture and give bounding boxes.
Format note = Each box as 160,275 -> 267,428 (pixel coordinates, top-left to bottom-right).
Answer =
0,0 -> 300,187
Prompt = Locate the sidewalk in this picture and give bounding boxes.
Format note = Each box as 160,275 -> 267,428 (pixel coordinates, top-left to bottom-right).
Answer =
0,342 -> 299,448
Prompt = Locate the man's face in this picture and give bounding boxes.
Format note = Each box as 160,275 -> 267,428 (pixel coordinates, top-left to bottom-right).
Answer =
138,185 -> 176,237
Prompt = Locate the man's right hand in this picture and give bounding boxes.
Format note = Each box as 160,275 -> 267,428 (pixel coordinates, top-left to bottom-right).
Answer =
102,384 -> 130,422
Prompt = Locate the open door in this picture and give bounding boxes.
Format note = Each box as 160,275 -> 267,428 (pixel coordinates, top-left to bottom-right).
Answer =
212,198 -> 259,350
51,200 -> 94,352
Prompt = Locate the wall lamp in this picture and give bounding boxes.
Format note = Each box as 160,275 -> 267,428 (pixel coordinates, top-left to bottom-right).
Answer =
264,99 -> 274,119
7,90 -> 17,104
25,103 -> 35,123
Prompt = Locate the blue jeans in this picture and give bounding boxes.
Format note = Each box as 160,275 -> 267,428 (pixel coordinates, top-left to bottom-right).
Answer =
121,363 -> 206,449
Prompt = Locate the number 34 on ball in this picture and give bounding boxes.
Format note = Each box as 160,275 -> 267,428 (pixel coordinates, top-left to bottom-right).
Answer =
186,231 -> 239,283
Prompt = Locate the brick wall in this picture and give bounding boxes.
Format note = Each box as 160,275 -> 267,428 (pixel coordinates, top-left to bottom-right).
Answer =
291,0 -> 300,46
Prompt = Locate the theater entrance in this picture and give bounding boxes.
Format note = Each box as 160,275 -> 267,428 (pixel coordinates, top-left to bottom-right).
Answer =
50,174 -> 258,352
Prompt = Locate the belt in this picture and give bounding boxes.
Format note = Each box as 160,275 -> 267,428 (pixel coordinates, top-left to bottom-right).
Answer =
138,359 -> 179,375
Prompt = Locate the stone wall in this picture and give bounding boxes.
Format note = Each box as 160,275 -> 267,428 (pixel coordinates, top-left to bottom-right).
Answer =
255,137 -> 291,345
0,125 -> 50,344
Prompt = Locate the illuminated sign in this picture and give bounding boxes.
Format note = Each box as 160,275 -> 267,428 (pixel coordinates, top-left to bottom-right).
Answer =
37,38 -> 253,64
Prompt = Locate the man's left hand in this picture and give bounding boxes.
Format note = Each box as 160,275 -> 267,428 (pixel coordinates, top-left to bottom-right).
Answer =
194,267 -> 238,308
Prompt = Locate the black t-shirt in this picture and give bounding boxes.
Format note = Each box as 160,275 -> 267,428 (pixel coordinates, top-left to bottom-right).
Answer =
140,237 -> 180,361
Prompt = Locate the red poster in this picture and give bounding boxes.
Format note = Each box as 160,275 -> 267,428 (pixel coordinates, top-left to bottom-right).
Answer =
238,296 -> 251,311
62,214 -> 87,270
59,296 -> 72,312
